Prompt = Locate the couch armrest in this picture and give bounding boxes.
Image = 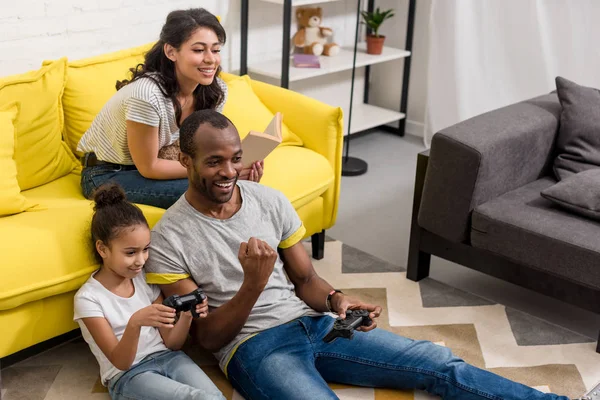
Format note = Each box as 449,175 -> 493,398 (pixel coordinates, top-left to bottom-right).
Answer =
250,79 -> 344,229
418,94 -> 561,243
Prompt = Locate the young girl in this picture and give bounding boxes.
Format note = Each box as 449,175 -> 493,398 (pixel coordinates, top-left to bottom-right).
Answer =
77,8 -> 264,209
74,183 -> 225,400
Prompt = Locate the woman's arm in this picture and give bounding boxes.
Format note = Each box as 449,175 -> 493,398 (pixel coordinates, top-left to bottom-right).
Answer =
127,120 -> 188,180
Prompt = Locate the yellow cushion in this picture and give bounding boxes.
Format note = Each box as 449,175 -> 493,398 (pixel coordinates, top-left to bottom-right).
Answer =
222,75 -> 303,146
60,43 -> 153,157
261,145 -> 333,209
0,172 -> 165,311
0,103 -> 39,216
295,196 -> 324,239
0,59 -> 77,190
219,72 -> 238,84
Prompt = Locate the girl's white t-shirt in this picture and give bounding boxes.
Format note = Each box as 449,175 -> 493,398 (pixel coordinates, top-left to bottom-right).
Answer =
73,271 -> 169,385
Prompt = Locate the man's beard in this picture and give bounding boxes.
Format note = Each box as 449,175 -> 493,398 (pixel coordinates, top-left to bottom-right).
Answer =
189,167 -> 237,204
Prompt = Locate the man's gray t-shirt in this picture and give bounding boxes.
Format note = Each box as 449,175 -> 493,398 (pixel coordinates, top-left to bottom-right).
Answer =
145,181 -> 321,372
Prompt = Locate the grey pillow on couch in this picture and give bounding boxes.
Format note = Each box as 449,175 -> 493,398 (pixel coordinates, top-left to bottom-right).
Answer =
541,169 -> 600,220
554,76 -> 600,181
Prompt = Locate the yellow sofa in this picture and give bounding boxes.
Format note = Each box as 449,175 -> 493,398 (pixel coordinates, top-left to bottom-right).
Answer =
0,44 -> 343,360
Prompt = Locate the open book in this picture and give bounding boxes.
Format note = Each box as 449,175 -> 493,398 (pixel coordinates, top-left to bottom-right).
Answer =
241,112 -> 282,168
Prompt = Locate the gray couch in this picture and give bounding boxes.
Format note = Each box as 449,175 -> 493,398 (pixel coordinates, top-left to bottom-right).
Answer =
407,93 -> 600,352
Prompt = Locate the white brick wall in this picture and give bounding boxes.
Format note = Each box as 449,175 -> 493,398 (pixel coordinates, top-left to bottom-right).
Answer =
0,1 -> 361,76
0,0 -> 236,75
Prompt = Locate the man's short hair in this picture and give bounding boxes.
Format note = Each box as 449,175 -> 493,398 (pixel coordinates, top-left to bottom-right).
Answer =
180,109 -> 235,157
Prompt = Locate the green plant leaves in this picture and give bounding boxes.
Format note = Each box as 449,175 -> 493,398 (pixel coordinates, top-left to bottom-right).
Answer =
360,7 -> 395,37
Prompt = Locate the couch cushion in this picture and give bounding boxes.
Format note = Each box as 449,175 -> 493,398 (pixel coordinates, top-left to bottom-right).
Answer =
261,145 -> 333,209
0,58 -> 77,190
58,43 -> 153,157
0,172 -> 164,311
222,75 -> 303,147
541,168 -> 600,221
0,103 -> 40,216
553,76 -> 600,180
471,177 -> 600,289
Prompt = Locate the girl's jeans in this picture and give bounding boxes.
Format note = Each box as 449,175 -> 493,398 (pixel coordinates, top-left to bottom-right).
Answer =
108,350 -> 224,400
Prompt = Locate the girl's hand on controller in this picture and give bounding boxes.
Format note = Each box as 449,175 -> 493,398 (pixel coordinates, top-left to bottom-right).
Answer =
130,304 -> 176,329
196,298 -> 208,318
179,299 -> 208,319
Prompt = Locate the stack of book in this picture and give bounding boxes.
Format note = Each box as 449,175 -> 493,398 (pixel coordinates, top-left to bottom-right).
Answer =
292,54 -> 320,68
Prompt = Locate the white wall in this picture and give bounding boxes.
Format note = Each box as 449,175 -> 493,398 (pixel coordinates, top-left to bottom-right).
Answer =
369,0 -> 432,137
0,1 -> 238,75
0,0 -> 429,134
425,1 -> 600,144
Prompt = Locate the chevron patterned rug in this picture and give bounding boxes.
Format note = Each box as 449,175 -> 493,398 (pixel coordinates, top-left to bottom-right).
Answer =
2,239 -> 599,400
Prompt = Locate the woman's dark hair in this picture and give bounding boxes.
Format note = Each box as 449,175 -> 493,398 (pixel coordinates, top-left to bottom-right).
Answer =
91,183 -> 148,264
116,8 -> 227,126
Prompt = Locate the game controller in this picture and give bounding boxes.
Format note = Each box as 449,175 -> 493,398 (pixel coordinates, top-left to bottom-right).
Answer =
323,309 -> 373,343
163,288 -> 207,318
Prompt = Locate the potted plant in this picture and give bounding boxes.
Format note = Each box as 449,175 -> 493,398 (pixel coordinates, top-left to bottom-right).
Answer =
360,7 -> 395,55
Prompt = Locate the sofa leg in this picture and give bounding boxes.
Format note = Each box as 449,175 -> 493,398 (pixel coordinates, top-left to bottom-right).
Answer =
407,151 -> 431,282
597,330 -> 600,353
312,230 -> 325,260
407,249 -> 431,281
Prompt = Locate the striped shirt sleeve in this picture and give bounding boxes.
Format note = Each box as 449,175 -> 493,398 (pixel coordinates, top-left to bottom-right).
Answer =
216,77 -> 228,113
125,96 -> 160,127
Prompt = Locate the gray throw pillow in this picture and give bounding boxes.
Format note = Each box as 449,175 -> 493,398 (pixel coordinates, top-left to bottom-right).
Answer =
553,76 -> 600,181
541,169 -> 600,220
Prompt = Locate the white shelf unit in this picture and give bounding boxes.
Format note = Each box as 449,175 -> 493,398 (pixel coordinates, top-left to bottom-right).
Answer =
248,44 -> 411,82
348,104 -> 405,136
240,0 -> 416,140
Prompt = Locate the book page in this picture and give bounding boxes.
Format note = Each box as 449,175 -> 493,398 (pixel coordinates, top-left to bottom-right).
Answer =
262,112 -> 282,139
240,113 -> 283,167
241,135 -> 280,168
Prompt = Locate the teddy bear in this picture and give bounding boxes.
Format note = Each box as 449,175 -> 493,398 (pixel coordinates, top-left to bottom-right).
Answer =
292,7 -> 340,57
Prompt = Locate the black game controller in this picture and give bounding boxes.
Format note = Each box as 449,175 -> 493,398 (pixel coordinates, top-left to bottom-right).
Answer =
323,309 -> 373,343
163,288 -> 207,318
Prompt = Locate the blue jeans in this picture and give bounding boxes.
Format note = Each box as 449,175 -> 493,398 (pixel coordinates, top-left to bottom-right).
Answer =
227,316 -> 569,400
81,164 -> 188,209
108,350 -> 225,400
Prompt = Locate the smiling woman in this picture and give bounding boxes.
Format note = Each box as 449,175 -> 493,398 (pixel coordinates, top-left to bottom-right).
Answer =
76,8 -> 264,209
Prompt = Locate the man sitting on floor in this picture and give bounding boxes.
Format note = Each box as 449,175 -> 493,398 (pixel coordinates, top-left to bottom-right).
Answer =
144,109 -> 582,400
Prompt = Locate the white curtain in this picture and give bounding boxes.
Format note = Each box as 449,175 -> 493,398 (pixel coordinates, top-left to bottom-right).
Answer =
424,0 -> 600,146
